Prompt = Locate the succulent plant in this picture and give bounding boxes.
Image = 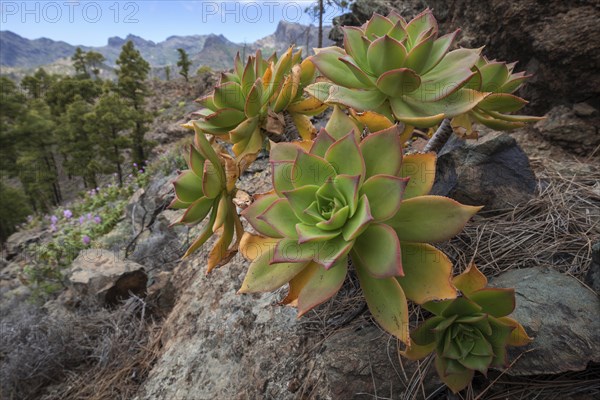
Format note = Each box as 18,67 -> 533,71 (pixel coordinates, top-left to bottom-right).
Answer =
403,263 -> 531,393
238,108 -> 481,343
192,48 -> 327,157
306,9 -> 489,128
451,56 -> 544,134
170,122 -> 244,272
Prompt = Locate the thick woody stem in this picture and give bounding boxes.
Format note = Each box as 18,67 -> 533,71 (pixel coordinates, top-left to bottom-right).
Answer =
422,118 -> 453,154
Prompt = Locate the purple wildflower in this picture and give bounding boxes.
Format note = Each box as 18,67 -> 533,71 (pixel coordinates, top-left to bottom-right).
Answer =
50,215 -> 58,224
79,216 -> 85,224
93,216 -> 102,224
82,235 -> 91,245
63,209 -> 72,219
50,224 -> 57,232
133,162 -> 138,167
87,213 -> 93,220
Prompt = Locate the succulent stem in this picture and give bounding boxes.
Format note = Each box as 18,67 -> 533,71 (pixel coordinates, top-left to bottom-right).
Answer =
422,118 -> 453,154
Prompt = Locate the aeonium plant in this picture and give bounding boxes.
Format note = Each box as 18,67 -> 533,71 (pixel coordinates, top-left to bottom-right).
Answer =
237,108 -> 481,344
403,263 -> 531,392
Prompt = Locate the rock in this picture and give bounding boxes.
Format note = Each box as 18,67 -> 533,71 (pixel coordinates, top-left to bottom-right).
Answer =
535,105 -> 600,156
68,249 -> 147,306
431,130 -> 538,210
3,228 -> 46,260
585,242 -> 600,293
489,267 -> 600,375
146,271 -> 176,314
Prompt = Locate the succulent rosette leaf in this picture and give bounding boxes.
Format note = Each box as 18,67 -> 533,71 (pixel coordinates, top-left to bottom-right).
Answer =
170,122 -> 244,272
239,109 -> 481,344
306,9 -> 490,128
403,263 -> 532,393
451,56 -> 544,134
191,48 -> 326,157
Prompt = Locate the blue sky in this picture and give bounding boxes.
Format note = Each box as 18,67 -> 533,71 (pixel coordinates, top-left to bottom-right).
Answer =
0,1 -> 346,46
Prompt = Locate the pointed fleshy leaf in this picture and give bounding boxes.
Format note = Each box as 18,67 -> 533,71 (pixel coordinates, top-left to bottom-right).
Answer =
202,161 -> 223,199
343,26 -> 370,71
257,198 -> 300,239
189,145 -> 206,177
193,126 -> 226,183
309,129 -> 336,157
241,191 -> 283,238
477,93 -> 528,113
441,297 -> 482,318
290,113 -> 317,141
356,263 -> 409,343
479,62 -> 510,92
350,109 -> 394,132
341,195 -> 374,241
400,341 -> 436,360
271,160 -> 295,195
498,317 -> 532,347
325,133 -> 365,179
213,82 -> 245,110
405,9 -> 437,43
239,232 -> 278,261
169,197 -> 191,210
333,174 -> 360,215
304,81 -> 333,103
272,236 -> 354,269
245,78 -> 264,117
326,86 -> 387,112
182,207 -> 217,258
361,175 -> 408,221
376,68 -> 421,97
367,35 -> 408,76
241,57 -> 256,95
207,212 -> 235,272
352,223 -> 402,278
500,75 -> 529,94
411,316 -> 444,345
469,288 -> 516,317
205,108 -> 245,128
359,125 -> 403,179
292,151 -> 336,188
421,30 -> 459,74
316,205 -> 350,231
310,51 -> 372,89
452,262 -> 487,296
173,170 -> 203,203
404,36 -> 433,74
296,258 -> 348,317
212,194 -> 230,231
325,106 -> 361,141
339,56 -> 376,88
283,185 -> 320,224
365,13 -> 394,38
195,94 -> 217,110
287,96 -> 328,116
388,20 -> 407,42
273,74 -> 295,112
488,317 -> 514,367
397,243 -> 457,304
399,153 -> 436,198
296,223 -> 340,244
229,115 -> 258,144
270,141 -> 306,162
387,196 -> 482,243
239,251 -> 307,293
180,196 -> 214,225
435,356 -> 474,394
422,299 -> 453,316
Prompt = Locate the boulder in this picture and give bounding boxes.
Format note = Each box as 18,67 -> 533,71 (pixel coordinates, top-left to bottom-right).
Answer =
489,267 -> 600,375
585,242 -> 600,293
431,130 -> 538,210
68,249 -> 147,306
535,105 -> 600,156
3,228 -> 46,260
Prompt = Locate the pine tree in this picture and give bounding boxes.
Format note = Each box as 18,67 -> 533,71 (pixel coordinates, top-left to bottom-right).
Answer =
14,99 -> 62,210
165,65 -> 171,81
72,47 -> 89,78
176,48 -> 191,82
86,89 -> 133,186
0,77 -> 26,173
21,68 -> 56,99
116,41 -> 152,166
60,96 -> 98,188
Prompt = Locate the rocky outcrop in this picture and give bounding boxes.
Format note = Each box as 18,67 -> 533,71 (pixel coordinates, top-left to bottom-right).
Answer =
534,104 -> 600,156
489,267 -> 600,376
68,249 -> 147,306
431,130 -> 538,210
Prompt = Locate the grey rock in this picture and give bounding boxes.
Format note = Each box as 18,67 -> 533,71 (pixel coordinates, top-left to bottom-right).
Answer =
4,228 -> 46,260
489,267 -> 600,375
68,249 -> 147,306
431,130 -> 538,210
535,105 -> 600,156
585,242 -> 600,293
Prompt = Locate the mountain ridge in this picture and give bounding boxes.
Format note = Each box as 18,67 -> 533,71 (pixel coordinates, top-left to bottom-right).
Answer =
0,21 -> 333,74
